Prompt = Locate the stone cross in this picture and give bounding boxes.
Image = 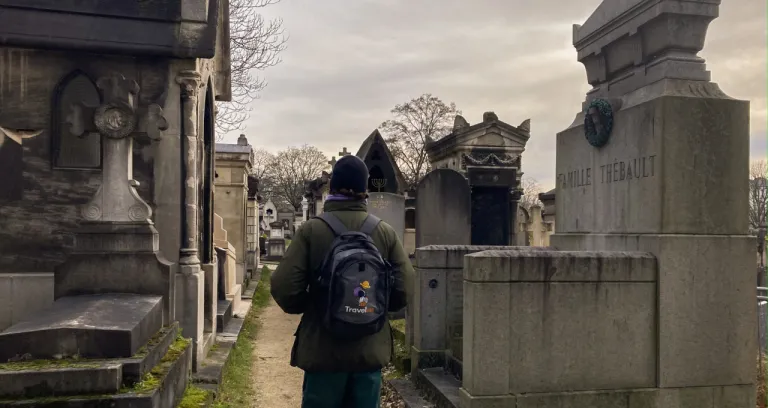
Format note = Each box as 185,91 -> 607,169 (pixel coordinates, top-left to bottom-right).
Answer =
328,156 -> 337,168
67,73 -> 167,223
338,147 -> 351,157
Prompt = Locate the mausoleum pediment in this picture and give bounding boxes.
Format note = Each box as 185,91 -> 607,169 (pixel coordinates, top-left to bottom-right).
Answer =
426,113 -> 530,163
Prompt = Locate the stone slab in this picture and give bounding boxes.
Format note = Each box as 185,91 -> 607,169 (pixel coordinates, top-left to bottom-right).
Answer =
0,294 -> 163,361
0,362 -> 123,398
415,169 -> 471,248
464,249 -> 657,282
368,192 -> 406,243
552,233 -> 755,388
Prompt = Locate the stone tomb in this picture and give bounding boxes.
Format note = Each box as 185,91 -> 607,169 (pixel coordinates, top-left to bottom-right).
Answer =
424,112 -> 530,246
0,74 -> 190,406
266,221 -> 286,261
456,1 -> 756,407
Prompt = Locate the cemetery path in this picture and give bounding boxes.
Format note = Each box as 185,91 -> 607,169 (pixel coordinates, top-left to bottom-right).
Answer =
250,297 -> 303,408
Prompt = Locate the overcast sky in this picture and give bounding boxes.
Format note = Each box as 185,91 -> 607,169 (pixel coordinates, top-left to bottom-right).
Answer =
222,0 -> 767,190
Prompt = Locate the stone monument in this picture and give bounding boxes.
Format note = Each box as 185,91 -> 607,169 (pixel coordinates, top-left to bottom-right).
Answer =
0,73 -> 190,406
266,221 -> 286,261
457,1 -> 755,407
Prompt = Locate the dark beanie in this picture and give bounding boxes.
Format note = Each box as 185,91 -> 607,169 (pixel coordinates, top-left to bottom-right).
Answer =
330,155 -> 369,194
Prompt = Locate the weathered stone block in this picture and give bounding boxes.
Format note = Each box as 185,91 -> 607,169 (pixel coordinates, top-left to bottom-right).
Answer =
0,294 -> 163,361
463,249 -> 657,395
551,233 -> 756,388
555,81 -> 750,237
413,267 -> 446,351
462,282 -> 511,396
0,363 -> 123,398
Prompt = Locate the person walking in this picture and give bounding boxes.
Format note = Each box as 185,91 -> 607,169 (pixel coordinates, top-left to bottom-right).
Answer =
271,154 -> 414,408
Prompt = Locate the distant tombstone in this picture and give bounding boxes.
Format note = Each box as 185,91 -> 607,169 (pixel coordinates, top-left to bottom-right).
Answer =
415,169 -> 471,247
368,192 -> 406,243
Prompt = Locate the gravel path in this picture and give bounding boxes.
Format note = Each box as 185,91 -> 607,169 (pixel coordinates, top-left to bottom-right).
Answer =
250,298 -> 304,408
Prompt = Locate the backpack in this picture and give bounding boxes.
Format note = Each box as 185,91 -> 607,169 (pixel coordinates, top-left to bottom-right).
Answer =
311,212 -> 394,341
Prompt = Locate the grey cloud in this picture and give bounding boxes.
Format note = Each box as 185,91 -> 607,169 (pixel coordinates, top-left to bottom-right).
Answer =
228,0 -> 767,190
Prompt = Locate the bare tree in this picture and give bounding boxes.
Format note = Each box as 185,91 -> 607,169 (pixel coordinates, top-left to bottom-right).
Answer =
380,94 -> 461,190
267,145 -> 328,211
216,0 -> 288,135
750,160 -> 767,231
519,177 -> 543,211
250,148 -> 275,200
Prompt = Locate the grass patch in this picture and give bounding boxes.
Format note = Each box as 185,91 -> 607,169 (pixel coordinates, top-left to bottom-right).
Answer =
211,266 -> 272,408
390,318 -> 405,333
179,385 -> 214,408
0,358 -> 102,371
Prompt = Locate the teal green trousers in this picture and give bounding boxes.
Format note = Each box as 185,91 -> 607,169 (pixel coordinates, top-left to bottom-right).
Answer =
301,370 -> 382,408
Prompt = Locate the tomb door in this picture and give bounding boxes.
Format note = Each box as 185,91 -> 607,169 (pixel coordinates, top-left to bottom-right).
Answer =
470,186 -> 510,245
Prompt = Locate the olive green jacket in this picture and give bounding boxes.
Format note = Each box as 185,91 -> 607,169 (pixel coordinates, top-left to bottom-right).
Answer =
270,199 -> 414,373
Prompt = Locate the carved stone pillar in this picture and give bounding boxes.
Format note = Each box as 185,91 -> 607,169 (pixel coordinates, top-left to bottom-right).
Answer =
177,71 -> 203,266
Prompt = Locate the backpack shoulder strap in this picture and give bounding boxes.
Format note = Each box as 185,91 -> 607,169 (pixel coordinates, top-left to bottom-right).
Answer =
315,212 -> 348,237
359,214 -> 381,236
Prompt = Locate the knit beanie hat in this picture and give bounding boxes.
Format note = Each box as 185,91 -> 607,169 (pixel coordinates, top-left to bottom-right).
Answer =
329,155 -> 369,195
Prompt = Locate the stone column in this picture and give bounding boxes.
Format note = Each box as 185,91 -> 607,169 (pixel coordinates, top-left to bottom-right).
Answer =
175,70 -> 207,370
177,70 -> 203,267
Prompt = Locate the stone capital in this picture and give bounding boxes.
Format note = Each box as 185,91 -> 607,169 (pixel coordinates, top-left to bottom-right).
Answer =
176,71 -> 203,100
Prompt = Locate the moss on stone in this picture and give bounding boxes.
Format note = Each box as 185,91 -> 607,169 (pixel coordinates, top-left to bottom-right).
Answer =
121,335 -> 191,395
0,358 -> 102,371
133,325 -> 175,358
179,385 -> 213,408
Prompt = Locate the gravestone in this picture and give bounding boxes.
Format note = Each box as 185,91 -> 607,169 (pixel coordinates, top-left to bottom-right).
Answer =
415,169 -> 471,248
368,192 -> 406,243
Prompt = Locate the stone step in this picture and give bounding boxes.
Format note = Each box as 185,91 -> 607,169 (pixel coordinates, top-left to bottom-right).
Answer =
0,322 -> 180,399
0,337 -> 192,408
120,321 -> 180,385
0,362 -> 123,399
388,379 -> 432,408
216,300 -> 233,333
0,294 -> 164,361
414,368 -> 460,408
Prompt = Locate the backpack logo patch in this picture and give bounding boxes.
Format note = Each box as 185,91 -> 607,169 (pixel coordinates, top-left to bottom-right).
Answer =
348,280 -> 375,313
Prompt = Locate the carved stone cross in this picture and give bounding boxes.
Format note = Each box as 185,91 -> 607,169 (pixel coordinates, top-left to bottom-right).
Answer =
66,73 -> 168,223
328,156 -> 337,168
338,147 -> 351,157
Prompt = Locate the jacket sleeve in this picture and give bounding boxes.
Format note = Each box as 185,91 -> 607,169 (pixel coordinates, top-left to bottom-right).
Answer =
270,223 -> 311,314
387,231 -> 414,313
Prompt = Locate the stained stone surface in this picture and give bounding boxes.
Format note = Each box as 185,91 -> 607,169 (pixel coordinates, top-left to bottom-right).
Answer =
367,192 -> 406,243
0,294 -> 163,361
415,169 -> 471,248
